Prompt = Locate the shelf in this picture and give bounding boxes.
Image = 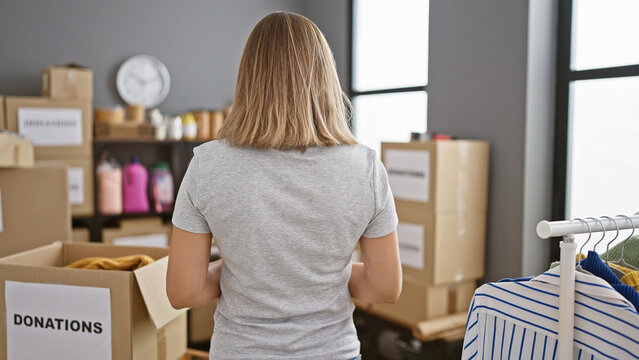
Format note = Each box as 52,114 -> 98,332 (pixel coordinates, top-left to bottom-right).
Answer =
94,137 -> 209,145
95,211 -> 173,222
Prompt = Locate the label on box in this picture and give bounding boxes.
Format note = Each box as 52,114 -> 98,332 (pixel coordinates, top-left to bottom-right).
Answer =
68,167 -> 84,205
5,281 -> 112,360
18,108 -> 83,146
397,222 -> 425,269
384,149 -> 430,203
113,233 -> 168,247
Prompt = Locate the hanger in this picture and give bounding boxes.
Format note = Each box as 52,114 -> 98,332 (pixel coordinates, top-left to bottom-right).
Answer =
588,217 -> 606,254
600,216 -> 625,278
574,218 -> 593,274
610,214 -> 638,271
575,218 -> 592,260
603,216 -> 620,265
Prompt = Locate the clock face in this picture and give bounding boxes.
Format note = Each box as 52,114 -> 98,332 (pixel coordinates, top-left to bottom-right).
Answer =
116,55 -> 170,108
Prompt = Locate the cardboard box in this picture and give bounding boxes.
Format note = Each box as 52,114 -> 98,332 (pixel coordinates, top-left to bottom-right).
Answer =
71,227 -> 91,243
188,300 -> 217,343
381,141 -> 489,213
0,96 -> 4,129
5,96 -> 92,158
102,218 -> 172,247
368,277 -> 476,327
95,122 -> 153,139
0,242 -> 187,360
396,209 -> 486,284
0,164 -> 71,258
36,155 -> 94,217
0,133 -> 34,168
42,65 -> 93,100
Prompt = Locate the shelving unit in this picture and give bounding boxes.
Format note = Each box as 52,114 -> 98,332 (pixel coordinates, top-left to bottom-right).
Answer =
73,138 -> 208,242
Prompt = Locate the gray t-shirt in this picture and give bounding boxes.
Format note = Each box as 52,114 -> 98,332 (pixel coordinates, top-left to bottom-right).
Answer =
172,140 -> 398,360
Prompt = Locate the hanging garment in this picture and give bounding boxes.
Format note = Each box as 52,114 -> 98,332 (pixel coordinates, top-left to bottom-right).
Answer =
609,263 -> 639,292
579,251 -> 639,310
549,253 -> 586,270
462,266 -> 639,359
601,236 -> 639,268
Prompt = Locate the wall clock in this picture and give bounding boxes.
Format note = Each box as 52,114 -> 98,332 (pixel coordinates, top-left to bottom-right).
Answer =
116,54 -> 170,108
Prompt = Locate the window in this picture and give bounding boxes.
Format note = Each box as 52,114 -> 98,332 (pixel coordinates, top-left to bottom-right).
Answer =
554,0 -> 639,255
351,0 -> 429,155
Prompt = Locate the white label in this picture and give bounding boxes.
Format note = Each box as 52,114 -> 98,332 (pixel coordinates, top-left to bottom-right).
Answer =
68,167 -> 84,205
397,222 -> 425,269
113,233 -> 168,247
18,108 -> 83,146
0,189 -> 3,233
384,149 -> 430,203
5,281 -> 112,360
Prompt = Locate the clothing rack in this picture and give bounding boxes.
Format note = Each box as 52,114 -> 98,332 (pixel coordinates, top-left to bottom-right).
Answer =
536,214 -> 639,360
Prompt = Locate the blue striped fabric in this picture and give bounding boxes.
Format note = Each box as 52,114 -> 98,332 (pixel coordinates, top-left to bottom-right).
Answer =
462,266 -> 639,359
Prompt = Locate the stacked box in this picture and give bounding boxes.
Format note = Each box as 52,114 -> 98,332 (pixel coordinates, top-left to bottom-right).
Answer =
0,133 -> 34,168
5,66 -> 94,217
368,141 -> 490,326
0,164 -> 71,258
0,242 -> 187,360
41,65 -> 93,100
102,218 -> 172,247
188,301 -> 217,344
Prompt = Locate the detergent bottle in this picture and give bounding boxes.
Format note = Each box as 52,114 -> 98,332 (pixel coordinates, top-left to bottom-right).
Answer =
96,152 -> 123,215
151,162 -> 174,213
123,155 -> 149,213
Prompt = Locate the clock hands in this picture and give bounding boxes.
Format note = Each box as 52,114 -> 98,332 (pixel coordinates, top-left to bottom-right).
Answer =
144,75 -> 161,84
128,72 -> 147,86
129,72 -> 161,87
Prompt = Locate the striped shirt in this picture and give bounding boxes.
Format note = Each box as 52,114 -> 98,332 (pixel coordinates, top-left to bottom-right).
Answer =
462,266 -> 639,359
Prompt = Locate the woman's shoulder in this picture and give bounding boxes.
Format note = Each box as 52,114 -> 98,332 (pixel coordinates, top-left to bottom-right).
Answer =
328,143 -> 378,163
192,139 -> 232,158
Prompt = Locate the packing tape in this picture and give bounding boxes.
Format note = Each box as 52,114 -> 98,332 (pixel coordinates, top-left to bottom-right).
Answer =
447,284 -> 457,314
66,71 -> 76,98
457,142 -> 470,213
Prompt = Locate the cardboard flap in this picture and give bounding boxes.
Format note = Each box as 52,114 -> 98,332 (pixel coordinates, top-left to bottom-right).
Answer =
134,257 -> 185,329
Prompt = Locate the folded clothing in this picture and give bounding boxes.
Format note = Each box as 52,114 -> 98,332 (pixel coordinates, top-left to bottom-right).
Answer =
65,254 -> 155,271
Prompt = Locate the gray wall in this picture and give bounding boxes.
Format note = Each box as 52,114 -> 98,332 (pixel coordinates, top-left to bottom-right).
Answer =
0,0 -> 555,280
303,0 -> 350,91
428,0 -> 556,280
0,0 -> 350,114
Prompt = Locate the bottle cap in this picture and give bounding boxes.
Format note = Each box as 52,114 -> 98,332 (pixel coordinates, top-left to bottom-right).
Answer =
152,162 -> 170,171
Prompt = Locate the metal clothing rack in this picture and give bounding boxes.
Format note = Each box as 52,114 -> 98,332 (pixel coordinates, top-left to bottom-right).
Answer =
536,215 -> 639,360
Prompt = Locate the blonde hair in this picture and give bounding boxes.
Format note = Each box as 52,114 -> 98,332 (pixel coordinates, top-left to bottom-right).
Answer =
217,12 -> 357,150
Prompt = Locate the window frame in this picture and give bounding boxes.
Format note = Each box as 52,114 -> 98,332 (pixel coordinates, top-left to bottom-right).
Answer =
348,0 -> 428,142
551,0 -> 639,259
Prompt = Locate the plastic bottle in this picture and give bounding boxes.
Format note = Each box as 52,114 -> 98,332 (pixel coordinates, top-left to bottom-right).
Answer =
167,116 -> 183,140
123,155 -> 150,213
96,152 -> 123,215
182,113 -> 198,140
151,162 -> 174,213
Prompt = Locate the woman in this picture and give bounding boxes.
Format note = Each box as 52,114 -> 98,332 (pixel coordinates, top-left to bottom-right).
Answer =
166,11 -> 401,360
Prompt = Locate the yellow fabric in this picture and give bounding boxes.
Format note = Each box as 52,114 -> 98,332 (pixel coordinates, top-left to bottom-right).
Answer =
608,262 -> 639,292
610,263 -> 633,275
65,254 -> 155,271
621,272 -> 639,292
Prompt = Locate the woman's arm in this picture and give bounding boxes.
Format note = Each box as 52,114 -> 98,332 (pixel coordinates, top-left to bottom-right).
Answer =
166,226 -> 222,309
349,230 -> 402,304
